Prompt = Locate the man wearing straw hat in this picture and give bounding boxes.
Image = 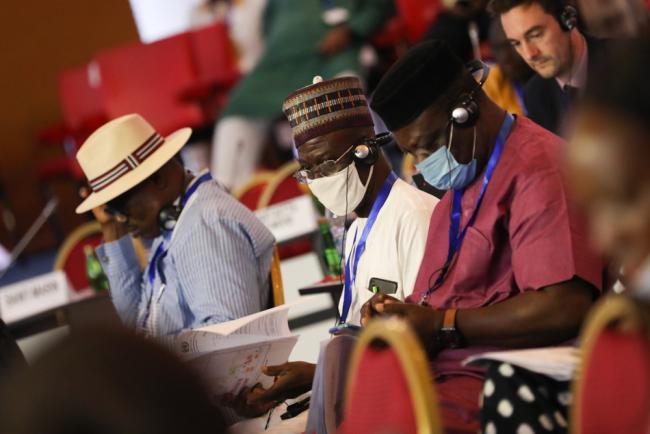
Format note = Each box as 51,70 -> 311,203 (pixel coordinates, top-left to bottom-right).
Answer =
76,113 -> 275,342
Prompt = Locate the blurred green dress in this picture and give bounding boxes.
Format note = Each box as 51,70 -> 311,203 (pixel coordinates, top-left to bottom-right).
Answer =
221,0 -> 394,119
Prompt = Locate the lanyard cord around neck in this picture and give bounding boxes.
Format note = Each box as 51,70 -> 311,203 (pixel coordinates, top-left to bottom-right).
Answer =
141,172 -> 212,331
340,172 -> 398,323
419,113 -> 515,305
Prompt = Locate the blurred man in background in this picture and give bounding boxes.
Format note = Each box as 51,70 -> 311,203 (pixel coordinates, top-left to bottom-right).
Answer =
491,0 -> 606,135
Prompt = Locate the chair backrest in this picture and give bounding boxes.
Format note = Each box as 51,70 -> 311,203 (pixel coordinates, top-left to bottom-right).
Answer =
269,245 -> 284,307
339,318 -> 443,434
57,64 -> 105,133
94,34 -> 204,135
53,221 -> 103,292
257,160 -> 308,209
571,294 -> 650,434
232,171 -> 274,210
188,20 -> 240,87
258,161 -> 314,260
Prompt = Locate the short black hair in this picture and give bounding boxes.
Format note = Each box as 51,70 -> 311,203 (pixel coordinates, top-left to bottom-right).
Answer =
488,0 -> 570,17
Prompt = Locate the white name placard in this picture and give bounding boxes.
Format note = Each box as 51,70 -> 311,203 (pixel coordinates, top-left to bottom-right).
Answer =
255,195 -> 319,243
0,271 -> 70,323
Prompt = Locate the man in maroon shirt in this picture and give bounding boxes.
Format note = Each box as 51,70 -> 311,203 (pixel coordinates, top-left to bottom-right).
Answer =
366,40 -> 603,432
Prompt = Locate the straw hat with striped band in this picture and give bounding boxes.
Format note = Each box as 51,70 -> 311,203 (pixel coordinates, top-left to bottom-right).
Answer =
282,76 -> 373,147
75,113 -> 191,214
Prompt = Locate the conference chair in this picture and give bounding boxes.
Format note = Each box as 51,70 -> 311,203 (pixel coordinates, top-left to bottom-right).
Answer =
257,161 -> 314,260
94,34 -> 205,136
338,317 -> 444,434
54,221 -> 148,292
270,245 -> 284,307
181,20 -> 241,121
571,293 -> 650,434
231,171 -> 274,210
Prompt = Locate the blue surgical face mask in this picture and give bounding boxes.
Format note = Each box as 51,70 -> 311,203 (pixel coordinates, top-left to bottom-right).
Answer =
414,123 -> 477,191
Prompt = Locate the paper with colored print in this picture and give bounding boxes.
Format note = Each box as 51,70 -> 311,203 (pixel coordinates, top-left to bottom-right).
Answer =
175,302 -> 301,397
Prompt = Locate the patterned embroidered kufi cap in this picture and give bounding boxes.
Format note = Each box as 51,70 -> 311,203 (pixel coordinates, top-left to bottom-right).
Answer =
282,76 -> 374,147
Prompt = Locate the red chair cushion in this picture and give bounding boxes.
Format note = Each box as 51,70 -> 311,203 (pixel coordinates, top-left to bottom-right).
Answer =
95,34 -> 205,135
238,183 -> 268,211
579,328 -> 650,434
58,65 -> 106,132
339,346 -> 418,434
187,21 -> 240,87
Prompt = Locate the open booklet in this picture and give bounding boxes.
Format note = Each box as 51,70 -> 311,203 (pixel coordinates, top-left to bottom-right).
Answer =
175,302 -> 300,398
464,346 -> 580,381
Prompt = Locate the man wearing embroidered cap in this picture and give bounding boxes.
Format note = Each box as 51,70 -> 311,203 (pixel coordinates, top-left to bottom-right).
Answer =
76,114 -> 275,343
360,40 -> 604,432
223,76 -> 439,421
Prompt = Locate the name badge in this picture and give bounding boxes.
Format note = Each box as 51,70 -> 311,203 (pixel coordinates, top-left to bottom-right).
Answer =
255,195 -> 318,243
0,271 -> 70,323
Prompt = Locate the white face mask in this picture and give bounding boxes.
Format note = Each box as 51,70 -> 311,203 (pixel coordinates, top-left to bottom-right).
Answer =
308,163 -> 374,216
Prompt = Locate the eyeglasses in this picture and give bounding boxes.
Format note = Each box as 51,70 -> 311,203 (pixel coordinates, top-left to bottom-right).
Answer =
294,144 -> 355,184
293,133 -> 393,184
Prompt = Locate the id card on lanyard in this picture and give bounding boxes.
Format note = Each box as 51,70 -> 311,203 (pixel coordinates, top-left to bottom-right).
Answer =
340,172 -> 398,323
419,114 -> 515,305
139,172 -> 213,336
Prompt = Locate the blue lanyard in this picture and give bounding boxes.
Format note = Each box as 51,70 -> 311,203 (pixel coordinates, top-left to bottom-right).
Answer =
146,172 -> 213,288
141,172 -> 212,331
422,114 -> 514,303
340,172 -> 398,322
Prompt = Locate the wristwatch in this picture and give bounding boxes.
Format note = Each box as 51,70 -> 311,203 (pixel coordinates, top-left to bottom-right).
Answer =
437,308 -> 464,349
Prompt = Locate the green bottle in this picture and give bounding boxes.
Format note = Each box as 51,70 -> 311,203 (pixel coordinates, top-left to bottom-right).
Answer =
319,220 -> 342,277
84,245 -> 109,292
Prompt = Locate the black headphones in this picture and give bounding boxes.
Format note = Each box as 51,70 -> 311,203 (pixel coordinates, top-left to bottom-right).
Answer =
351,132 -> 393,166
156,172 -> 213,233
450,60 -> 490,128
157,203 -> 182,232
558,5 -> 578,32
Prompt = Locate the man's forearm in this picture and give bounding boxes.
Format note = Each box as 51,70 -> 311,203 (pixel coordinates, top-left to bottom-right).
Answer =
456,277 -> 596,348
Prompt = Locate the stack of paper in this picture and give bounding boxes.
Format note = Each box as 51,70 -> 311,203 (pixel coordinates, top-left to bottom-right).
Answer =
176,303 -> 299,398
464,346 -> 580,381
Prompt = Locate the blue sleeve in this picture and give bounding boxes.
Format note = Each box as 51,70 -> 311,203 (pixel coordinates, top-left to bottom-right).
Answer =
96,236 -> 144,328
172,214 -> 273,327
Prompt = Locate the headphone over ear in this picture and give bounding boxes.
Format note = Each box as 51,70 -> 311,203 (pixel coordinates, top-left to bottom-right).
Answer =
157,203 -> 182,232
352,132 -> 393,166
559,5 -> 578,31
450,60 -> 490,128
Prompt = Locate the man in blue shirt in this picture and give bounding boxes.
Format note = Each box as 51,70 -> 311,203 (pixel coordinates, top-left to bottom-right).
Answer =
75,113 -> 275,344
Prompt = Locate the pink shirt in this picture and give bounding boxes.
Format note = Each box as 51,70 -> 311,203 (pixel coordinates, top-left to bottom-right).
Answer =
409,116 -> 603,378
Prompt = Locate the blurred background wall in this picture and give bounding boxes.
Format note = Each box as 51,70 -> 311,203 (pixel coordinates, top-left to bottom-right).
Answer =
0,0 -> 138,253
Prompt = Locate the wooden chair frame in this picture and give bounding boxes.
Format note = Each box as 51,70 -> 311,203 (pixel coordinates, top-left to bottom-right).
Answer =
570,294 -> 650,434
270,245 -> 284,306
344,317 -> 444,434
53,221 -> 102,271
231,171 -> 275,203
257,160 -> 309,209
